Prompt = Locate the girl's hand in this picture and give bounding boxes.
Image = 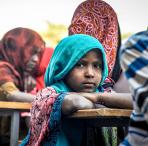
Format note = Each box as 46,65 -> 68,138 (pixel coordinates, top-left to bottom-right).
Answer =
62,93 -> 95,115
78,92 -> 103,103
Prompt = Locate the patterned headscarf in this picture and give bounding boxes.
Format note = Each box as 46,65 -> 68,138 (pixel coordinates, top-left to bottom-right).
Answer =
68,0 -> 121,85
0,27 -> 45,91
45,34 -> 108,93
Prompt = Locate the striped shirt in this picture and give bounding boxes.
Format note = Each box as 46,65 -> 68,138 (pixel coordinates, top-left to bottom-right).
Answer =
119,31 -> 148,146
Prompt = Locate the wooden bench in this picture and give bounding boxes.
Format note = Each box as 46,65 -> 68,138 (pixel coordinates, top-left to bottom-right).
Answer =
0,101 -> 132,146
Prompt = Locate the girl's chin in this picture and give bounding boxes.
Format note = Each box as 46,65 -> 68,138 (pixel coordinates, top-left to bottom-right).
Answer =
80,89 -> 95,93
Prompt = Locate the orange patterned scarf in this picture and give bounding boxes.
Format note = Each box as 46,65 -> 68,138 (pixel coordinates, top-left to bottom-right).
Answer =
68,0 -> 121,86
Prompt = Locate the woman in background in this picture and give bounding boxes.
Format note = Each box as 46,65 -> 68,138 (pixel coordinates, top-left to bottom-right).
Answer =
0,27 -> 45,145
0,27 -> 45,102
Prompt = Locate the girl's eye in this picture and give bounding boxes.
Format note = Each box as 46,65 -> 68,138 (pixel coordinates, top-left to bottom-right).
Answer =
94,64 -> 101,69
76,63 -> 84,68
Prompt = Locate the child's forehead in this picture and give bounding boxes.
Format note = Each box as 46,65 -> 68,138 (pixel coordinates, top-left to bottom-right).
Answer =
83,49 -> 102,58
78,49 -> 102,63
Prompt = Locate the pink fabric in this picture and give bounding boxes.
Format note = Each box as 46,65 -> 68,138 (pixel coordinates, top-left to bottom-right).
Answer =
27,87 -> 58,145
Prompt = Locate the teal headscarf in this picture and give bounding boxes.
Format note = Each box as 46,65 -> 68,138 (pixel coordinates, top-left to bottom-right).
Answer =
45,34 -> 108,93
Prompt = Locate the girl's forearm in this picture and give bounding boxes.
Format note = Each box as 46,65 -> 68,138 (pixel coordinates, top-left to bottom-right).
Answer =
99,92 -> 133,109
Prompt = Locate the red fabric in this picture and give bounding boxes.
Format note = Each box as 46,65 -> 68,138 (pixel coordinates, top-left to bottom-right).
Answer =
35,47 -> 54,91
0,61 -> 22,88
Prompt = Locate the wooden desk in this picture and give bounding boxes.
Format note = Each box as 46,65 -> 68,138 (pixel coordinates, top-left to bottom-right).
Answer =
0,101 -> 132,146
69,108 -> 132,127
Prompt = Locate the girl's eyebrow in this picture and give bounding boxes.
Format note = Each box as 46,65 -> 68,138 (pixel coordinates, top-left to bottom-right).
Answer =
80,58 -> 101,62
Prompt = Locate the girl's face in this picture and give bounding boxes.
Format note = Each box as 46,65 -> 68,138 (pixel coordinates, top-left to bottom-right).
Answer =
64,49 -> 102,93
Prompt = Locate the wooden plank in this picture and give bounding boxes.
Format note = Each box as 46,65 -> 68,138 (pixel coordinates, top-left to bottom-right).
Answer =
0,101 -> 31,110
70,108 -> 132,118
0,101 -> 132,118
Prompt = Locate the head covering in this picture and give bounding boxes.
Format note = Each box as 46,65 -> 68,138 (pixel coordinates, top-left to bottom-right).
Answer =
68,0 -> 121,85
120,30 -> 148,120
0,27 -> 45,90
45,34 -> 108,93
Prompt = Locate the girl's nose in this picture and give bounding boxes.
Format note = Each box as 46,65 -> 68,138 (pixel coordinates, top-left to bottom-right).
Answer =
85,66 -> 94,78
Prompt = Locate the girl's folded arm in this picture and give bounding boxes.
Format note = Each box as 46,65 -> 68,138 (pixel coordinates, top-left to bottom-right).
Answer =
62,93 -> 95,115
79,92 -> 133,109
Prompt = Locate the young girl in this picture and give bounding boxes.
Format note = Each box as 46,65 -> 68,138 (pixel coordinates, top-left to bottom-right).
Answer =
21,34 -> 132,146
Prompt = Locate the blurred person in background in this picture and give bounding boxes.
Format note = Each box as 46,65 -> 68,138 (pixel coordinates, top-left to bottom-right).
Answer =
0,27 -> 45,145
119,30 -> 148,146
0,27 -> 45,102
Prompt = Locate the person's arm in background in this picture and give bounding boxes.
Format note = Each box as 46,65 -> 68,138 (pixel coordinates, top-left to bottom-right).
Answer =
7,91 -> 35,102
113,72 -> 131,93
79,92 -> 133,109
0,82 -> 35,102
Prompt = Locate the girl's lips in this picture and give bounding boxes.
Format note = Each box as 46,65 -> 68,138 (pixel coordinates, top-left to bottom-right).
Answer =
83,82 -> 95,85
83,83 -> 95,88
